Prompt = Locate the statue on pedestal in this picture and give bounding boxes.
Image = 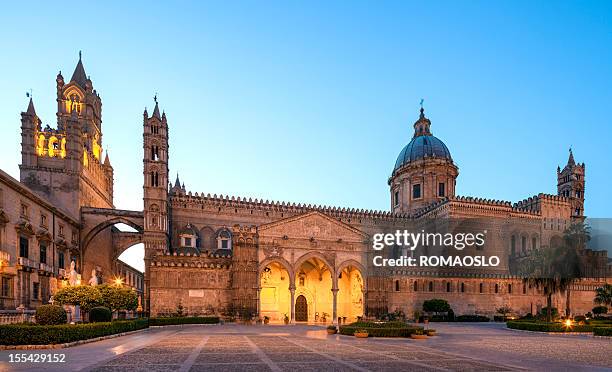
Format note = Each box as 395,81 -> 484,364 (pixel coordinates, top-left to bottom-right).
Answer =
88,268 -> 100,286
68,260 -> 80,286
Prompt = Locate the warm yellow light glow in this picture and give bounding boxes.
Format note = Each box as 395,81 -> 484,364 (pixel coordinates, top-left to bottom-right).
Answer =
36,134 -> 46,156
92,136 -> 101,160
48,136 -> 59,157
83,150 -> 88,167
114,277 -> 124,286
564,319 -> 573,328
60,138 -> 66,158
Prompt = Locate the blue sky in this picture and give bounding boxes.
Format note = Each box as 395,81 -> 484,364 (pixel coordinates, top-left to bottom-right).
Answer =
1,1 -> 611,270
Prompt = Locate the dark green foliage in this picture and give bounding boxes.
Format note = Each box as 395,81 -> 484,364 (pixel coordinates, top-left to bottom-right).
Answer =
0,319 -> 148,345
339,321 -> 423,337
594,284 -> 612,306
593,327 -> 612,336
148,316 -> 220,326
455,315 -> 490,322
592,305 -> 608,315
35,305 -> 67,325
423,299 -> 451,313
89,306 -> 112,323
52,285 -> 103,312
507,321 -> 593,332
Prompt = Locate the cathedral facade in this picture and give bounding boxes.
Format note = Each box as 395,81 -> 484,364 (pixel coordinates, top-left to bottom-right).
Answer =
0,57 -> 609,322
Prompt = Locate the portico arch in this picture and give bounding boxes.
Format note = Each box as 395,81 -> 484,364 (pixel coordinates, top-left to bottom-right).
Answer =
337,260 -> 365,323
259,258 -> 293,323
294,252 -> 334,323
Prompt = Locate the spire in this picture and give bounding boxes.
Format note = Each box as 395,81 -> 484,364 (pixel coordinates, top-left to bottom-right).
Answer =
104,150 -> 111,166
174,173 -> 180,187
152,94 -> 161,119
26,97 -> 36,116
567,147 -> 575,167
70,51 -> 88,88
413,102 -> 432,138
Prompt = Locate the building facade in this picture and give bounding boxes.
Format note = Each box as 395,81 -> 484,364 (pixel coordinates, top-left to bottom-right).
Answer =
0,56 -> 609,322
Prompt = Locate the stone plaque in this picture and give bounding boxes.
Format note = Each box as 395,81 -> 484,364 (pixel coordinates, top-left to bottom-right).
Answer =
189,289 -> 204,297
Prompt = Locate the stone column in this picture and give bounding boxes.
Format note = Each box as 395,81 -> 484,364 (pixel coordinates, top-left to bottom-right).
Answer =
256,286 -> 261,318
332,288 -> 338,325
290,285 -> 296,324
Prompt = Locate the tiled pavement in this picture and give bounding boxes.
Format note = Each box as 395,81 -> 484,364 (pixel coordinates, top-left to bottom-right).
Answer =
1,323 -> 611,371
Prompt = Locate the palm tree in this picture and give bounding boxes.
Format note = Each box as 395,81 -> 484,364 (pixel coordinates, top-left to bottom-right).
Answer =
561,222 -> 591,316
519,235 -> 582,322
594,284 -> 612,307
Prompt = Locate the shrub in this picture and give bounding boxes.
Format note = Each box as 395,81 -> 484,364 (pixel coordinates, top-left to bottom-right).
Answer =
538,307 -> 559,319
423,299 -> 451,313
97,285 -> 138,311
149,316 -> 220,326
455,315 -> 490,322
339,321 -> 423,337
327,325 -> 337,330
53,285 -> 103,313
90,306 -> 112,323
0,319 -> 148,345
593,327 -> 612,337
592,306 -> 608,315
507,321 -> 593,333
35,305 -> 67,325
573,315 -> 586,323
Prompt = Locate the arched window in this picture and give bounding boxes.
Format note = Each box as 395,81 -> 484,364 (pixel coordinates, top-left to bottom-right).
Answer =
523,284 -> 527,294
532,236 -> 537,250
495,284 -> 499,293
479,282 -> 484,293
446,282 -> 451,292
217,229 -> 232,250
521,236 -> 527,254
508,284 -> 512,294
395,280 -> 400,292
413,281 -> 418,292
460,282 -> 465,293
428,281 -> 433,292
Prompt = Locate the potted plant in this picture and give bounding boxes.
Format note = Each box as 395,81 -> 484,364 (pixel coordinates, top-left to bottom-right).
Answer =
354,329 -> 369,338
426,329 -> 436,336
411,329 -> 428,339
263,316 -> 270,324
283,313 -> 290,325
327,325 -> 337,334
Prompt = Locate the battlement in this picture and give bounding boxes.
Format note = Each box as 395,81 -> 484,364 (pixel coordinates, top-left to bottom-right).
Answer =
170,191 -> 411,222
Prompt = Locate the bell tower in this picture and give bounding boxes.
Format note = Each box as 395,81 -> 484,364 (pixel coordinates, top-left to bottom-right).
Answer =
142,97 -> 170,311
557,148 -> 585,218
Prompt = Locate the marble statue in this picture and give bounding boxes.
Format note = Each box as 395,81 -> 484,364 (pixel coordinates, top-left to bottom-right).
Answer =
88,269 -> 99,286
68,260 -> 79,286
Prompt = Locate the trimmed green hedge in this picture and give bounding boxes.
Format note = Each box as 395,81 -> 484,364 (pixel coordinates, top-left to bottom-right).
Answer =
593,327 -> 612,337
0,319 -> 149,345
149,316 -> 220,326
455,315 -> 490,322
507,321 -> 593,333
339,321 -> 423,337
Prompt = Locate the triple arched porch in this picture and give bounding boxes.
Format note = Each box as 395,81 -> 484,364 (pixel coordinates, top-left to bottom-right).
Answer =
258,253 -> 366,324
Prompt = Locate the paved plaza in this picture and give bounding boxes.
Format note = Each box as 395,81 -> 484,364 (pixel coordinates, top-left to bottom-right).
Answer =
0,323 -> 610,371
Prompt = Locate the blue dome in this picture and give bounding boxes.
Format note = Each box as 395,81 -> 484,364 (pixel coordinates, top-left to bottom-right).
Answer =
393,135 -> 452,172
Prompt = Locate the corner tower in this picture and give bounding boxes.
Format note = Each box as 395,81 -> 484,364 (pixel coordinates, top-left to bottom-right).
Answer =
557,148 -> 585,218
142,98 -> 170,310
388,107 -> 458,214
19,54 -> 113,218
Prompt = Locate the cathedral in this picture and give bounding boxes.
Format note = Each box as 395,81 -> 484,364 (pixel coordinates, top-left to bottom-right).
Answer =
0,56 -> 609,322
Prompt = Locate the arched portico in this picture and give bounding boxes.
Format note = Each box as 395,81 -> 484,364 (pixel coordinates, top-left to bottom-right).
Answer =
337,260 -> 366,323
293,252 -> 334,323
259,258 -> 294,323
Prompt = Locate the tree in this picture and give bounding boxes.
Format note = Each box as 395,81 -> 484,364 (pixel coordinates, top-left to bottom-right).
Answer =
594,284 -> 612,307
97,284 -> 138,312
562,222 -> 591,315
423,299 -> 451,314
592,305 -> 608,316
496,305 -> 512,318
519,242 -> 581,322
53,285 -> 103,313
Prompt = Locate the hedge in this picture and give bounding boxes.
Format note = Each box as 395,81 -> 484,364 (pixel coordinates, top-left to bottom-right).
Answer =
35,305 -> 67,325
0,319 -> 149,345
506,321 -> 593,333
89,306 -> 112,323
593,327 -> 612,337
149,316 -> 220,326
455,315 -> 490,322
339,321 -> 423,337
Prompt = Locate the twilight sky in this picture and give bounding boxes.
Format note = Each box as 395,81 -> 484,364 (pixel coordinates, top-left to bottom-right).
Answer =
1,1 -> 611,271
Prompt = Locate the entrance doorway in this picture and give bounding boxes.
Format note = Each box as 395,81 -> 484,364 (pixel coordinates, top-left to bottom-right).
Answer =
295,295 -> 308,321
